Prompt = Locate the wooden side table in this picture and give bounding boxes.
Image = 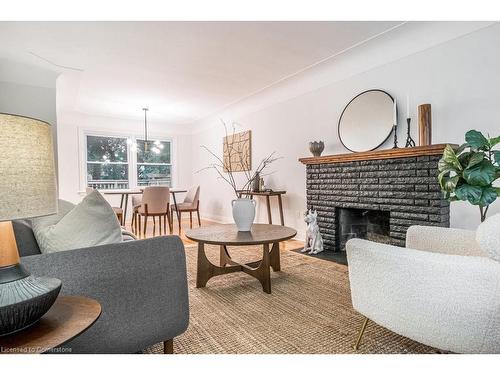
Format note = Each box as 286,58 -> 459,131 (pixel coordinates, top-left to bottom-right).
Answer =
237,190 -> 287,225
186,224 -> 297,294
0,295 -> 101,354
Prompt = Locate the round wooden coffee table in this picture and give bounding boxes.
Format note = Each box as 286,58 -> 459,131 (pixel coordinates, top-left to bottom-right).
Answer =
0,295 -> 101,354
185,224 -> 297,294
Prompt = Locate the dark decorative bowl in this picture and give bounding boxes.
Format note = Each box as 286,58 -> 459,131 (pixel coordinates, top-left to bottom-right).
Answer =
309,141 -> 325,157
0,276 -> 62,336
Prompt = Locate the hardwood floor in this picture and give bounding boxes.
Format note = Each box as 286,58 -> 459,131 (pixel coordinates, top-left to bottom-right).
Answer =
123,216 -> 304,250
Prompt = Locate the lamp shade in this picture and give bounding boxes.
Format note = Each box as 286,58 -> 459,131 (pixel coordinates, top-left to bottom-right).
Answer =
0,113 -> 57,221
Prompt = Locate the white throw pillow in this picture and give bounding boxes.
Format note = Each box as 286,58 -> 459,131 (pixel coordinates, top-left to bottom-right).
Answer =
476,213 -> 500,262
32,190 -> 122,254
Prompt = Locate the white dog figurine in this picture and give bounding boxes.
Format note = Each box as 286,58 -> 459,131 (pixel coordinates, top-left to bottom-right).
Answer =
301,209 -> 324,255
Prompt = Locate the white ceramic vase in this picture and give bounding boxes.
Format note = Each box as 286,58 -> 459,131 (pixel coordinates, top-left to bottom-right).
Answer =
231,198 -> 256,231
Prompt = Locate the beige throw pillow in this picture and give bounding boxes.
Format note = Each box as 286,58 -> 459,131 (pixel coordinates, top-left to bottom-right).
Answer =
32,190 -> 122,254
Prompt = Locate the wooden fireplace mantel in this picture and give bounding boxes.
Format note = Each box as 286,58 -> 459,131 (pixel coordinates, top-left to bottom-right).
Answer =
299,144 -> 455,165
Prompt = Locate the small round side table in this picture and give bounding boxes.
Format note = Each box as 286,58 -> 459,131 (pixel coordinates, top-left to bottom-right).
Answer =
0,295 -> 101,354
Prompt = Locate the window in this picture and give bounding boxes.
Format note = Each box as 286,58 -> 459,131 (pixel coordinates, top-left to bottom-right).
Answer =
83,133 -> 173,190
86,135 -> 129,189
136,139 -> 172,187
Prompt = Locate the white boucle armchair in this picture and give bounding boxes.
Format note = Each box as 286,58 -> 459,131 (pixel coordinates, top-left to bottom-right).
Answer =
346,220 -> 500,354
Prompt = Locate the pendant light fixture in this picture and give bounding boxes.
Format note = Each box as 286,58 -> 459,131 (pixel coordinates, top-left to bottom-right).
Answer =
142,107 -> 149,152
129,107 -> 163,155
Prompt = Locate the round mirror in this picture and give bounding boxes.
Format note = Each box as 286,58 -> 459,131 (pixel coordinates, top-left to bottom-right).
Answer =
338,89 -> 394,152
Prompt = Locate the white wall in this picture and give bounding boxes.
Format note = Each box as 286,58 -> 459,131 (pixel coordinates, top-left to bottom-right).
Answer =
191,22 -> 500,238
0,59 -> 59,173
0,81 -> 56,125
56,109 -> 193,211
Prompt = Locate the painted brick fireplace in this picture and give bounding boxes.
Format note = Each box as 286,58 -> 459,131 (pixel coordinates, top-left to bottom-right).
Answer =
299,144 -> 451,251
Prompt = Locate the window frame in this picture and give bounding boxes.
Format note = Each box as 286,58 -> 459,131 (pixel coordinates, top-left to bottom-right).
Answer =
79,128 -> 175,191
85,134 -> 131,190
135,139 -> 173,187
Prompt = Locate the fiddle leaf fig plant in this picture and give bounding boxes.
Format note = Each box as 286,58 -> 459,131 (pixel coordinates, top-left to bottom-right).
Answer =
438,130 -> 500,222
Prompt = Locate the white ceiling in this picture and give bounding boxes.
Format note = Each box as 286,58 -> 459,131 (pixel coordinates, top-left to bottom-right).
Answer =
0,21 -> 403,124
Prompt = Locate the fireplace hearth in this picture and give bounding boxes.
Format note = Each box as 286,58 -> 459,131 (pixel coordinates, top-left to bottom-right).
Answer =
299,144 -> 452,254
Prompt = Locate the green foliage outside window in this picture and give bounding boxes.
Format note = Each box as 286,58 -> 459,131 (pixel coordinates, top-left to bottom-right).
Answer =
136,140 -> 171,163
87,135 -> 128,162
86,135 -> 129,184
85,135 -> 172,188
136,140 -> 172,186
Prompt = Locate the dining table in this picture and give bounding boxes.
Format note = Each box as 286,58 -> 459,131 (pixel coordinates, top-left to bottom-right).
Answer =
103,188 -> 187,227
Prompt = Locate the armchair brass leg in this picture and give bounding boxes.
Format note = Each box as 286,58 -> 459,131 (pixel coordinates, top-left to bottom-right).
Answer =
353,317 -> 369,351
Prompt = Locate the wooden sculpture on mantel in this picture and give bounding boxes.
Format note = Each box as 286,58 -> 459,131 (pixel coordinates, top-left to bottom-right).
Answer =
418,104 -> 432,146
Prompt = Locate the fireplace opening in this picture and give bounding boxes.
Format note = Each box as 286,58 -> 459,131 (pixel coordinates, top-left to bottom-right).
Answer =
336,208 -> 390,252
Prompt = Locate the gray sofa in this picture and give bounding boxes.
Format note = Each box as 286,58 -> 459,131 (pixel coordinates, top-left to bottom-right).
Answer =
13,220 -> 189,354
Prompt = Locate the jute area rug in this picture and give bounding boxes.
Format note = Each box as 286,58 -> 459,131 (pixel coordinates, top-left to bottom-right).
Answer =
145,244 -> 437,354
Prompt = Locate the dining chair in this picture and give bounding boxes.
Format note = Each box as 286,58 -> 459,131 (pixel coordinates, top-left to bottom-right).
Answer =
86,187 -> 124,225
133,186 -> 172,237
171,185 -> 201,232
130,194 -> 142,230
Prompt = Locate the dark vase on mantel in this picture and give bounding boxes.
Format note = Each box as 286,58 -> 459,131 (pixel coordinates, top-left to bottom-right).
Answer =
309,141 -> 325,157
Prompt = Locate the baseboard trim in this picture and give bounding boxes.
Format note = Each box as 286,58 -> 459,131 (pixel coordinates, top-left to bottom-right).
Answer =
200,212 -> 233,224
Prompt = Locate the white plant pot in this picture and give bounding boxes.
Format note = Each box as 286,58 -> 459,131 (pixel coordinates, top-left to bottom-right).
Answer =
231,198 -> 256,231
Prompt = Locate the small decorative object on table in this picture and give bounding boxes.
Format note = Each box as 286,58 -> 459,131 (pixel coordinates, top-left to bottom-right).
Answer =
230,198 -> 256,232
0,113 -> 61,336
308,141 -> 324,157
418,104 -> 432,146
252,172 -> 261,192
301,210 -> 324,255
438,129 -> 500,222
200,120 -> 280,231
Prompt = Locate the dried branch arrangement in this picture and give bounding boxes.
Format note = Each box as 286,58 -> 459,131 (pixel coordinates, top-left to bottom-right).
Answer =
199,120 -> 280,198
